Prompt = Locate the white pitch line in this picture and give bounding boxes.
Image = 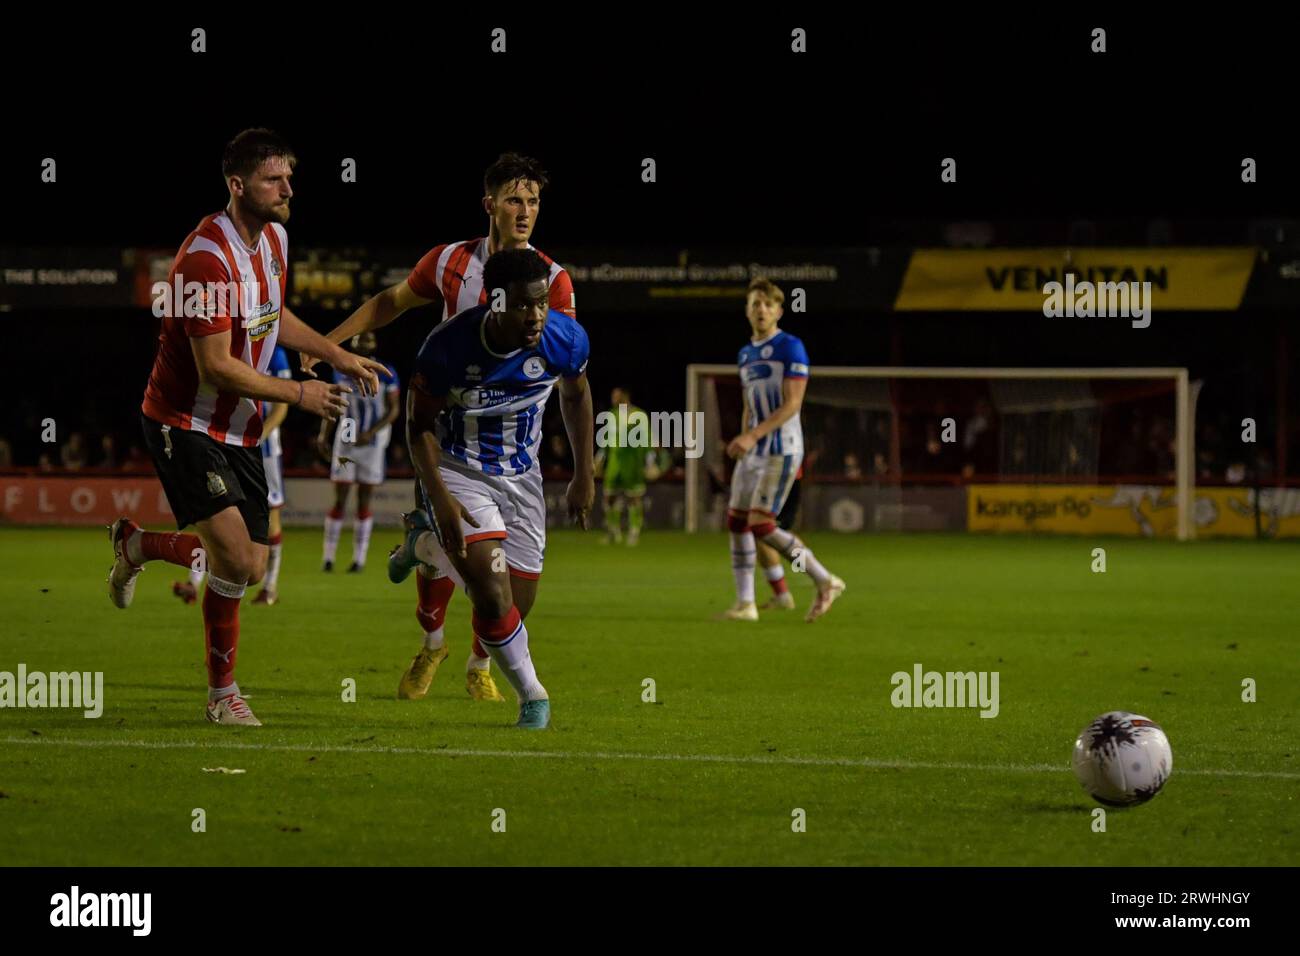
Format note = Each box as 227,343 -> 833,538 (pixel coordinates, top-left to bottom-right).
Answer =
2,736 -> 1297,780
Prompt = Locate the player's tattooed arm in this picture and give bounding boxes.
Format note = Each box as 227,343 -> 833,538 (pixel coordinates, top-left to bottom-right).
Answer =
304,281 -> 432,375
728,378 -> 807,458
191,330 -> 347,421
406,378 -> 479,557
278,306 -> 388,395
558,371 -> 596,529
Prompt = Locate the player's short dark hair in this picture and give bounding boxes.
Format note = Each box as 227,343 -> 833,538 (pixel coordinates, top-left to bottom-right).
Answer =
222,128 -> 297,181
484,152 -> 549,197
484,248 -> 551,304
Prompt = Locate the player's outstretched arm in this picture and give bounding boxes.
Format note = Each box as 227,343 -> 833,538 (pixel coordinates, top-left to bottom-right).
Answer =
278,306 -> 388,396
558,371 -> 595,529
728,377 -> 807,458
303,281 -> 430,375
406,382 -> 478,557
191,331 -> 348,421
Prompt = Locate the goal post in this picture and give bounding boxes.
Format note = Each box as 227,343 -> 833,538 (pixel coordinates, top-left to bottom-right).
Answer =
685,365 -> 1195,540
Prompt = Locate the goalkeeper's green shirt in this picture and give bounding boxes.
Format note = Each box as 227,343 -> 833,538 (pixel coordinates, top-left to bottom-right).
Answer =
603,404 -> 649,485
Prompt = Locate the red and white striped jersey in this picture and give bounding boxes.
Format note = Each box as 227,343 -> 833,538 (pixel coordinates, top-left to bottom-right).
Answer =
406,236 -> 575,321
142,212 -> 288,447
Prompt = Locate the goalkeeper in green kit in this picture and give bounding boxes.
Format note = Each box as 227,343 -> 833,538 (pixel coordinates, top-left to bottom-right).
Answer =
596,387 -> 665,546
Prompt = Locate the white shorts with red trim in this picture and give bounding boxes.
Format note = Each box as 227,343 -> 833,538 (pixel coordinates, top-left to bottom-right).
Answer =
729,452 -> 802,518
331,440 -> 387,485
435,462 -> 547,577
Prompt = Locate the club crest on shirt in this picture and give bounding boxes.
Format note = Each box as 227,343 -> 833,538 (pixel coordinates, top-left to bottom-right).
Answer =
206,471 -> 228,498
760,345 -> 774,359
465,364 -> 482,381
270,257 -> 282,278
523,356 -> 547,379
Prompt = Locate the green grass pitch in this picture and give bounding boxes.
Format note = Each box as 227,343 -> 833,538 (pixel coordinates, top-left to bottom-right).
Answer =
2,526 -> 1297,865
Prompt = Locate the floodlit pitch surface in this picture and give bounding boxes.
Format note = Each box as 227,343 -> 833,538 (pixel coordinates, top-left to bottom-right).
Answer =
2,528 -> 1296,865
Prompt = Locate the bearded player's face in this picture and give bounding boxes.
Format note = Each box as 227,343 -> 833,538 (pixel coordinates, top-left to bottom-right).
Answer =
237,155 -> 294,225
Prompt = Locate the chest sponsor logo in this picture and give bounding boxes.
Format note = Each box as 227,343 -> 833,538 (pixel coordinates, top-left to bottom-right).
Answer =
244,308 -> 279,341
742,363 -> 774,383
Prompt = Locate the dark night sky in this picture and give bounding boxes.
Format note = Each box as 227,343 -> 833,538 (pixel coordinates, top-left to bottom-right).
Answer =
2,13 -> 1298,248
3,13 -> 1299,467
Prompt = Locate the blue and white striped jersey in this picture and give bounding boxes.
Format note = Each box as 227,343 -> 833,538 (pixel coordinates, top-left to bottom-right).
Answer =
737,330 -> 809,457
413,304 -> 590,476
333,361 -> 400,447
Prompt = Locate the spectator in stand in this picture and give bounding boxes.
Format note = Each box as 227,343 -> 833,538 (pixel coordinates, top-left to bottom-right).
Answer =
38,451 -> 55,472
121,444 -> 152,472
96,434 -> 120,471
542,433 -> 571,478
60,432 -> 88,471
843,451 -> 863,481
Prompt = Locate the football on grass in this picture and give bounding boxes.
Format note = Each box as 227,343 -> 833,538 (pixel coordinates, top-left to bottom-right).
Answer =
1072,711 -> 1173,807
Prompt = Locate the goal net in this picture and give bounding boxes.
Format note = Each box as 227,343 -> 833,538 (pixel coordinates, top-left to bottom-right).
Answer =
685,366 -> 1194,539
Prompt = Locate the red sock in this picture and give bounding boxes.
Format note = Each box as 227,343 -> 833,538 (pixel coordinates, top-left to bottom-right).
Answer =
416,571 -> 455,633
769,575 -> 790,596
202,577 -> 245,689
140,531 -> 204,569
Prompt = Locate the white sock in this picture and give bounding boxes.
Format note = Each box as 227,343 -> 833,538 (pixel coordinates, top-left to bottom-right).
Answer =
422,627 -> 445,651
476,613 -> 545,702
353,514 -> 374,566
763,564 -> 785,584
264,539 -> 282,591
759,527 -> 831,587
730,531 -> 756,604
323,516 -> 343,562
188,566 -> 205,588
466,650 -> 490,673
208,680 -> 240,702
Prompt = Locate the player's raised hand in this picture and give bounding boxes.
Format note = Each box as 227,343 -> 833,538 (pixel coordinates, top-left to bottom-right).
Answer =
299,379 -> 351,421
332,352 -> 389,397
566,473 -> 595,530
431,490 -> 480,559
300,352 -> 321,377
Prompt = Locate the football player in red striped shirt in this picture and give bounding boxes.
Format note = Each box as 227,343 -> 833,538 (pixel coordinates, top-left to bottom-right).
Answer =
108,128 -> 389,726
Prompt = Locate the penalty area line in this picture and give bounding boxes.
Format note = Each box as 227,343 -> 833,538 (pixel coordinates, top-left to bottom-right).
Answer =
1,736 -> 1297,780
